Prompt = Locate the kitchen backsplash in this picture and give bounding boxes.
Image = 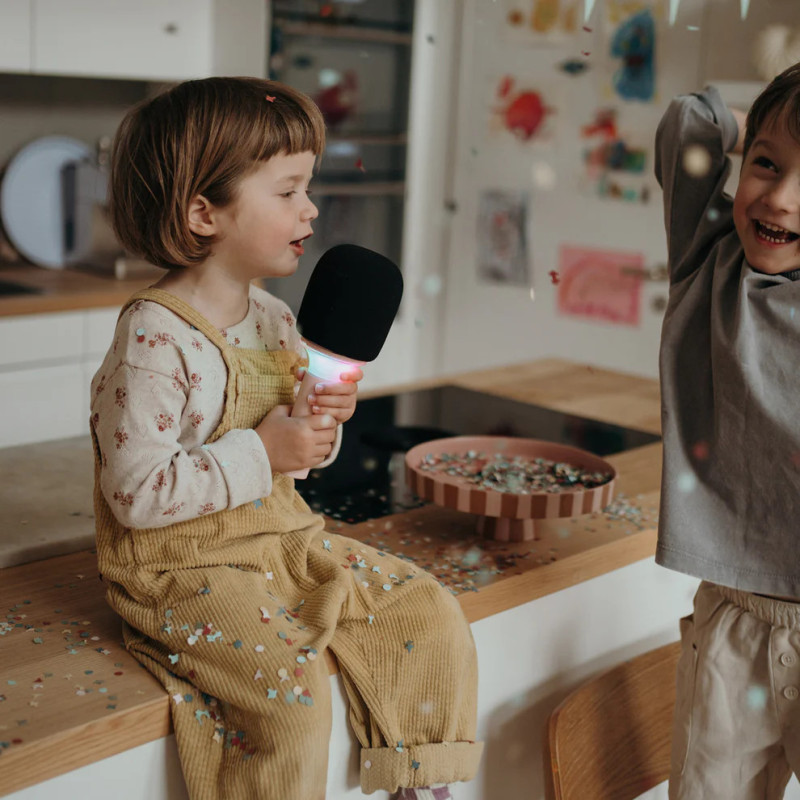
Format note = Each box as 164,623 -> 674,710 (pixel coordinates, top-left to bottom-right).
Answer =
0,73 -> 148,167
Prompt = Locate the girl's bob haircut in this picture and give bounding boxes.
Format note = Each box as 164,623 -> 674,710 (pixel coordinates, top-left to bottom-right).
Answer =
109,77 -> 326,270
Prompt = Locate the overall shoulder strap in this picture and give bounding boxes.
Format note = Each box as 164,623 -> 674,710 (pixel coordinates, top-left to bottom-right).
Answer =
120,288 -> 229,350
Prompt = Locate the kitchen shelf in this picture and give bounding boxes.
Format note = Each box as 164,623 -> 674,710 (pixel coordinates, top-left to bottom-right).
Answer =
327,133 -> 408,146
312,181 -> 406,197
272,20 -> 413,45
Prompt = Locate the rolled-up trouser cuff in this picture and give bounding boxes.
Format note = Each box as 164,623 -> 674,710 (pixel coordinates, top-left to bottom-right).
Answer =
360,741 -> 484,794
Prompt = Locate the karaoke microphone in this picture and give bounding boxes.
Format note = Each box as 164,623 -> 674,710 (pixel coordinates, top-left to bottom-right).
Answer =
289,244 -> 404,478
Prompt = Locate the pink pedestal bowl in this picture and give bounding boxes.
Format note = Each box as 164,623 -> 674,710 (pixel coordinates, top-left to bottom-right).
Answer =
404,435 -> 617,542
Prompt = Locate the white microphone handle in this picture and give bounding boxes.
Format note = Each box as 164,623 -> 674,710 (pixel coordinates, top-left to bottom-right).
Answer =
285,369 -> 321,479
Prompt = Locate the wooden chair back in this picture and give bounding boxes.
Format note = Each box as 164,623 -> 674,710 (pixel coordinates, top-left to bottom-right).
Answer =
543,640 -> 681,800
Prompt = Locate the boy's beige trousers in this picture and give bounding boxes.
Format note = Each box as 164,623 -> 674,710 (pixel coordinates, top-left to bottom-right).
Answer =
670,580 -> 800,800
93,289 -> 482,799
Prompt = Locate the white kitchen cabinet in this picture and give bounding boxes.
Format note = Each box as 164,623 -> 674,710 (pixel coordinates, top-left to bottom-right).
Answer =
0,363 -> 87,447
0,0 -> 266,82
0,0 -> 32,73
0,310 -> 84,369
33,0 -> 213,81
0,307 -> 119,447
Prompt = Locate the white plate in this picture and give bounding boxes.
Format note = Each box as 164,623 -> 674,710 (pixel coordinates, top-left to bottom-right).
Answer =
0,136 -> 91,269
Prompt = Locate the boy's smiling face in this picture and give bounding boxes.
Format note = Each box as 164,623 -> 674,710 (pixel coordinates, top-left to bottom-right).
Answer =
734,117 -> 800,275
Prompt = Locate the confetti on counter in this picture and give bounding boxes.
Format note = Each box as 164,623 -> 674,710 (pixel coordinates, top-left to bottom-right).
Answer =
415,450 -> 613,494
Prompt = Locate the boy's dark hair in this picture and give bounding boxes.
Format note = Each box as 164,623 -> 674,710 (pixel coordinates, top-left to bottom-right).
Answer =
744,61 -> 800,157
109,77 -> 326,270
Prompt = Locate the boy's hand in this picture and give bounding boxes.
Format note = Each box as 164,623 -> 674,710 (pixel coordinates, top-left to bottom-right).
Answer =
295,366 -> 363,424
730,106 -> 747,155
254,404 -> 337,473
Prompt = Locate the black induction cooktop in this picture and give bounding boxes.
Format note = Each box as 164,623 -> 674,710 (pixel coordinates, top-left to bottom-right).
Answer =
296,384 -> 661,523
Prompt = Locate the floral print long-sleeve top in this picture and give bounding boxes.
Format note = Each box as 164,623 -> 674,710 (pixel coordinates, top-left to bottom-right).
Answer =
90,284 -> 339,530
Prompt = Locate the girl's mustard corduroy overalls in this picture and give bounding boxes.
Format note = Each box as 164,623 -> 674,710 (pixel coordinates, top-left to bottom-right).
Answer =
93,289 -> 482,800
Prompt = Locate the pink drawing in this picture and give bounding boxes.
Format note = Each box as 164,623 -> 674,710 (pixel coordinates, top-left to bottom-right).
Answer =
557,246 -> 643,325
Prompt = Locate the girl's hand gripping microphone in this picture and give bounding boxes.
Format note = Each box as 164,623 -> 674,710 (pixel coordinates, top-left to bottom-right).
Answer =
288,244 -> 404,478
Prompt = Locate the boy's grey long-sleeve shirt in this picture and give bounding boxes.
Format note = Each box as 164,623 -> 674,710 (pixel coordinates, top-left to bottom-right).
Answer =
656,86 -> 800,597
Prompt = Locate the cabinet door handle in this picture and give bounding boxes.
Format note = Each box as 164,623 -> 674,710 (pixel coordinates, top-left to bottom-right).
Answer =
620,264 -> 668,281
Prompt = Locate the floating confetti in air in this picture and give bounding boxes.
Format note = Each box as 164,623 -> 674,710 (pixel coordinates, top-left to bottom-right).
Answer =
405,640 -> 414,653
740,0 -> 749,20
707,208 -> 720,222
747,684 -> 767,709
668,0 -> 680,25
169,653 -> 180,664
682,144 -> 712,177
355,158 -> 366,172
323,539 -> 332,551
267,688 -> 277,699
549,270 -> 560,285
396,739 -> 405,753
368,615 -> 375,625
584,0 -> 596,22
559,59 -> 589,76
420,274 -> 443,297
254,669 -> 263,681
172,693 -> 184,705
412,760 -> 421,769
691,441 -> 709,461
260,607 -> 271,623
531,161 -> 557,190
382,584 -> 392,592
676,471 -> 697,493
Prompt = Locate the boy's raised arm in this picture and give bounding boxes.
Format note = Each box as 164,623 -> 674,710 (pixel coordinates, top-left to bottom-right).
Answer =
654,86 -> 741,283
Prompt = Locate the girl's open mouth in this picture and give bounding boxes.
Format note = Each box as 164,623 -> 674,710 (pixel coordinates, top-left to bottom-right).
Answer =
290,236 -> 309,255
755,220 -> 800,245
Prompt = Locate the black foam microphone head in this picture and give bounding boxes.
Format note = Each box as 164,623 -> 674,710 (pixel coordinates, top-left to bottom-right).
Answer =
296,244 -> 403,363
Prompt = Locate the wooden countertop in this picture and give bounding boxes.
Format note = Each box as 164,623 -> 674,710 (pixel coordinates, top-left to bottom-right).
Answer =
0,359 -> 663,795
0,263 -> 156,317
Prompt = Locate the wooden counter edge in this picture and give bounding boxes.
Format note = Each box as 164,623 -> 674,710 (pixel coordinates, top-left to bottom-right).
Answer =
0,527 -> 658,796
1,696 -> 171,796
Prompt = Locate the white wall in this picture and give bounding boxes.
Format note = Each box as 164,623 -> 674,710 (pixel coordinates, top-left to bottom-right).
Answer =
433,0 -> 800,381
435,0 -> 706,381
